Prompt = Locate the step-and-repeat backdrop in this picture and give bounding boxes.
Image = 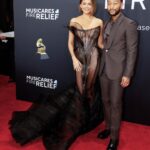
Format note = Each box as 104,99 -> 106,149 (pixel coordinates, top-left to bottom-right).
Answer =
14,0 -> 150,125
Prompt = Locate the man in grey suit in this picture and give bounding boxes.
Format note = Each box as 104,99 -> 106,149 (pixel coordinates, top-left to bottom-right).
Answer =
97,0 -> 138,150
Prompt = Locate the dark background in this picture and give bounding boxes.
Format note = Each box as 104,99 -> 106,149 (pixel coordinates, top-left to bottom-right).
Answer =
0,0 -> 13,73
0,0 -> 150,126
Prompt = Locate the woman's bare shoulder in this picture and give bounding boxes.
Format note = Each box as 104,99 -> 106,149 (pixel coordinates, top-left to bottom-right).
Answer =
69,16 -> 83,28
94,17 -> 103,26
70,16 -> 82,23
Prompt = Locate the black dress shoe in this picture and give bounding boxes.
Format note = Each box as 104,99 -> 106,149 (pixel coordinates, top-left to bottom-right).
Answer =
97,129 -> 110,139
107,139 -> 119,150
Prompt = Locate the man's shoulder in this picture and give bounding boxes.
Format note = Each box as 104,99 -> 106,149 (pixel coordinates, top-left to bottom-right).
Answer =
122,14 -> 138,32
123,14 -> 137,25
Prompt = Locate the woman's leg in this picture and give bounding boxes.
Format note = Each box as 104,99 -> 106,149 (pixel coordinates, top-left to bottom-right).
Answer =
76,70 -> 83,95
86,50 -> 99,102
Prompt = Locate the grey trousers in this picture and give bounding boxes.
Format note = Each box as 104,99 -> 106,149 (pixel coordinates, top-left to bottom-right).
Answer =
100,73 -> 123,140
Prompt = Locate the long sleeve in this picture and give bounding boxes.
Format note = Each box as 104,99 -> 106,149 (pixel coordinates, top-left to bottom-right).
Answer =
123,21 -> 138,78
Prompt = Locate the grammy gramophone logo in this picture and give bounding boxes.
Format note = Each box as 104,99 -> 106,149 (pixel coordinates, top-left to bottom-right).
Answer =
36,38 -> 49,60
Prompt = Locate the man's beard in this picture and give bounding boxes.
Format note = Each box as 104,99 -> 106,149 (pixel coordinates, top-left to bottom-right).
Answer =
108,9 -> 121,16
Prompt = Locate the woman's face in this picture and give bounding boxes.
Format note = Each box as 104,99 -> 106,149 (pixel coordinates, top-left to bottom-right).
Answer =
80,0 -> 94,15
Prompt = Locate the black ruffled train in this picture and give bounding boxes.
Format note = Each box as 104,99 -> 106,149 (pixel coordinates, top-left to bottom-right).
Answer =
9,83 -> 103,150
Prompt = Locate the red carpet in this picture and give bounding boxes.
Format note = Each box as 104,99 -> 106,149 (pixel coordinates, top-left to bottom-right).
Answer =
0,75 -> 150,150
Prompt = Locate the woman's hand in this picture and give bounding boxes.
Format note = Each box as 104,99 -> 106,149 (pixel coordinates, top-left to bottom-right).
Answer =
72,56 -> 82,72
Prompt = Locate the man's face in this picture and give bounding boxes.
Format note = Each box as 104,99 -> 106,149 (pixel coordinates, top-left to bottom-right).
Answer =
107,0 -> 122,16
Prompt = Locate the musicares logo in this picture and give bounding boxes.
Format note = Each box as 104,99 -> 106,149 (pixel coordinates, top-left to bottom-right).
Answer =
26,8 -> 59,20
26,75 -> 58,89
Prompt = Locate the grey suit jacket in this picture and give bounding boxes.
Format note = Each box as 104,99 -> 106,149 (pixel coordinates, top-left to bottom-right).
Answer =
99,13 -> 138,80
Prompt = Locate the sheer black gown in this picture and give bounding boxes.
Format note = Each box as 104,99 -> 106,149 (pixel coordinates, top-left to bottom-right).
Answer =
9,22 -> 103,150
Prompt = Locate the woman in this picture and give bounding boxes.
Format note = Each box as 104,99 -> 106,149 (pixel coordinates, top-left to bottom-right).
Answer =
68,0 -> 103,103
9,0 -> 103,150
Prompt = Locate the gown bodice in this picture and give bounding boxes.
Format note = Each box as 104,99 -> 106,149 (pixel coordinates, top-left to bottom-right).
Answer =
69,22 -> 101,82
69,22 -> 100,54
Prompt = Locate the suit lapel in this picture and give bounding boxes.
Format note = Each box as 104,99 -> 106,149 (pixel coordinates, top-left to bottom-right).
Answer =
105,13 -> 125,49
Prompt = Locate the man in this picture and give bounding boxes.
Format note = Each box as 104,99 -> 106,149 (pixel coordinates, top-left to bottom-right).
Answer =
97,0 -> 138,150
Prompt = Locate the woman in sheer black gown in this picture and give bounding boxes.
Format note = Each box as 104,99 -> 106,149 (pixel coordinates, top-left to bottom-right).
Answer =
9,0 -> 104,149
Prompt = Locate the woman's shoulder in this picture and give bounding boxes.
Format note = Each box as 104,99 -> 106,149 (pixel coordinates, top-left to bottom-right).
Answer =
69,16 -> 83,28
69,18 -> 76,27
70,16 -> 82,24
70,18 -> 76,23
94,17 -> 103,26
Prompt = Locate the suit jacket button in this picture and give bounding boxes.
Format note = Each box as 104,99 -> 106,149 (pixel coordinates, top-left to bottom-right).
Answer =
105,49 -> 108,52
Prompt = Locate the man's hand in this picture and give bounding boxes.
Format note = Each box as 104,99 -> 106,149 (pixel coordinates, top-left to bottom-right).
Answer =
121,76 -> 130,88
